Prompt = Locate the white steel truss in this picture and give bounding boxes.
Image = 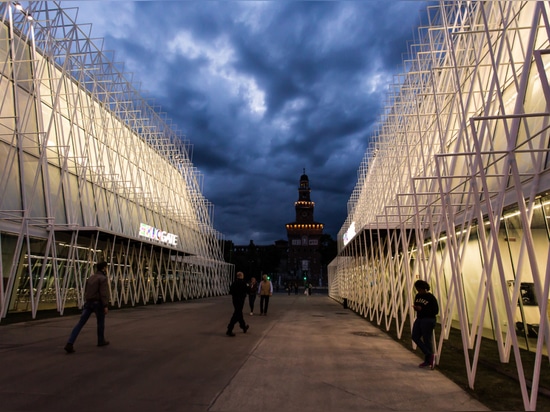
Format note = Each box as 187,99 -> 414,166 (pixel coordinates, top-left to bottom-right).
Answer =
330,2 -> 550,410
0,2 -> 233,321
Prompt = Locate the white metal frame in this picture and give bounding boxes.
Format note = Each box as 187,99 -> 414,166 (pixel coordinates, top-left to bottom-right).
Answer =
0,2 -> 233,321
330,2 -> 550,410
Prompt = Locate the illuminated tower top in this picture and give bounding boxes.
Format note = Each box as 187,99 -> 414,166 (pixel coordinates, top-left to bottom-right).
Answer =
286,169 -> 323,233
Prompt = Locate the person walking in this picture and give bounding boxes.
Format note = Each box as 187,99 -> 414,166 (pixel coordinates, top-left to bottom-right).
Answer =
248,277 -> 258,315
64,261 -> 110,353
259,274 -> 273,316
412,279 -> 439,369
226,271 -> 249,336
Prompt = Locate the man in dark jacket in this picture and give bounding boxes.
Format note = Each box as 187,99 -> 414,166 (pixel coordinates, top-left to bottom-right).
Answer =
64,261 -> 110,353
412,279 -> 439,369
226,271 -> 249,336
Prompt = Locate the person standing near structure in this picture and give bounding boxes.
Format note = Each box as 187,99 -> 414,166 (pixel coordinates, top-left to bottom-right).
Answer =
412,279 -> 439,369
259,274 -> 273,316
226,271 -> 249,336
247,277 -> 258,315
64,261 -> 110,353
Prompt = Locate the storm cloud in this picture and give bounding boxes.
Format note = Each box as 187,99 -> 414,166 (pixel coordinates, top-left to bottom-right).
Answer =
68,0 -> 428,244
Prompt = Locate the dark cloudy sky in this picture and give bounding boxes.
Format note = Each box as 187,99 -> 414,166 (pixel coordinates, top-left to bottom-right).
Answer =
65,0 -> 428,245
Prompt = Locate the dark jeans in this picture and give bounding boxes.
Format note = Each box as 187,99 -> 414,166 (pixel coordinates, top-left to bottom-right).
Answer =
248,294 -> 256,313
260,295 -> 270,314
68,301 -> 106,345
227,302 -> 246,332
412,317 -> 436,361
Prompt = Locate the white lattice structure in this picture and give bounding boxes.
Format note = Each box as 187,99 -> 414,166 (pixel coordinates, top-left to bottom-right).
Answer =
0,2 -> 233,321
329,2 -> 550,410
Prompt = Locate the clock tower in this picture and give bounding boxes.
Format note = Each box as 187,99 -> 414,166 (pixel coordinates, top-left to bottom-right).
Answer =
285,170 -> 324,287
296,170 -> 314,222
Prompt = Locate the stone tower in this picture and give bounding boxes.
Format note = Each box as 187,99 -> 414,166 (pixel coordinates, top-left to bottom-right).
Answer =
285,170 -> 324,286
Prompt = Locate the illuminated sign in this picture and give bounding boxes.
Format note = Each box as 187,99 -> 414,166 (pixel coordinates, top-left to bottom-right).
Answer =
139,223 -> 178,246
343,221 -> 356,246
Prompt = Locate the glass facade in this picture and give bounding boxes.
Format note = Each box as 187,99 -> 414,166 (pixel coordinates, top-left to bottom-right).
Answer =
0,3 -> 233,320
329,2 -> 550,410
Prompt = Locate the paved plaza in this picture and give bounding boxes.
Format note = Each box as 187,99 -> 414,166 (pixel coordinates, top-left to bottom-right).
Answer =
0,293 -> 489,411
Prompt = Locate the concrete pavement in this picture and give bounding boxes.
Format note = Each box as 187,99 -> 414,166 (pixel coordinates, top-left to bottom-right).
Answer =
0,293 -> 489,411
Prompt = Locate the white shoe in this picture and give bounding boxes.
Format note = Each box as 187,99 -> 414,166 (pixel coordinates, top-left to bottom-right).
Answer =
250,312 -> 253,316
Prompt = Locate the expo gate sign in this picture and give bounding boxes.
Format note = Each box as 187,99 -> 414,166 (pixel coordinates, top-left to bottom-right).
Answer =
139,223 -> 178,247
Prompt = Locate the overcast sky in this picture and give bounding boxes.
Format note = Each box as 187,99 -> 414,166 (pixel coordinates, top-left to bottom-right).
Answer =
63,0 -> 429,245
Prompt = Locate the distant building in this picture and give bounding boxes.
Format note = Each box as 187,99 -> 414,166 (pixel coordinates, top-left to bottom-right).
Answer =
286,170 -> 324,286
274,239 -> 289,280
223,170 -> 332,289
226,240 -> 286,285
